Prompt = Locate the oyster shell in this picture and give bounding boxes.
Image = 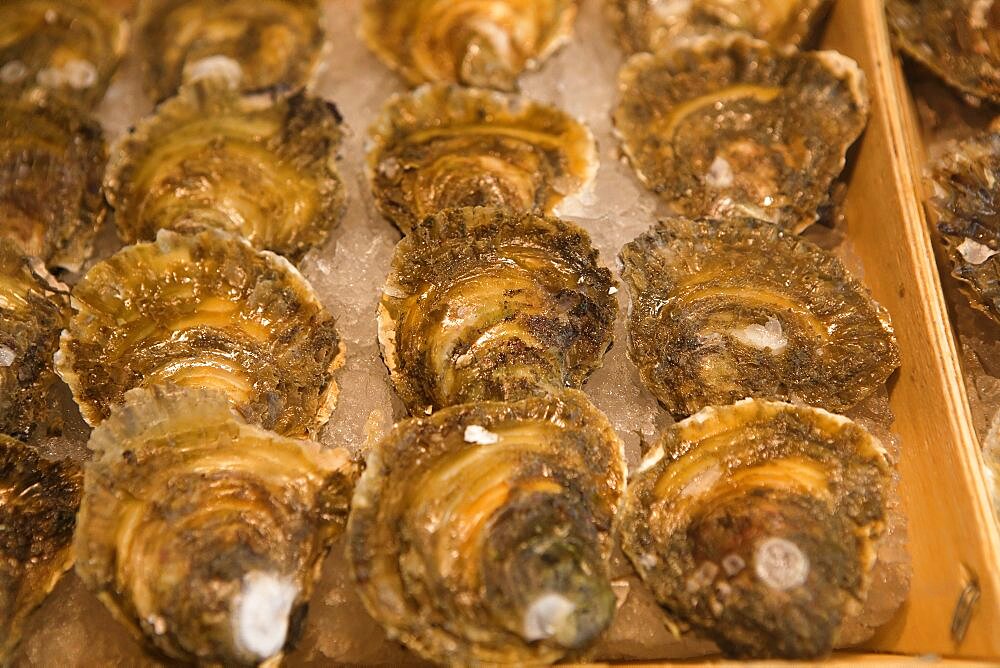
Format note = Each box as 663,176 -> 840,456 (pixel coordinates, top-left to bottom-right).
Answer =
621,399 -> 890,659
0,95 -> 108,272
887,0 -> 1000,104
0,0 -> 127,109
75,385 -> 356,665
0,239 -> 69,440
619,217 -> 899,417
360,0 -> 577,90
614,34 -> 869,232
378,207 -> 618,414
347,390 -> 626,665
607,0 -> 831,55
56,228 -> 344,438
0,435 -> 81,661
368,84 -> 597,234
135,0 -> 324,102
106,79 -> 346,260
925,132 -> 1000,322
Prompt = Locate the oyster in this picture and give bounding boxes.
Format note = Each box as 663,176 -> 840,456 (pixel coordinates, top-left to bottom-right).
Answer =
925,132 -> 1000,322
621,399 -> 890,659
614,34 -> 869,232
56,229 -> 344,438
887,0 -> 1000,104
0,436 -> 81,661
135,0 -> 324,102
0,0 -> 127,109
378,207 -> 617,414
620,217 -> 899,417
348,390 -> 626,665
75,385 -> 356,665
360,0 -> 577,90
0,239 -> 69,440
607,0 -> 831,54
368,85 -> 597,234
0,95 -> 107,272
106,79 -> 346,260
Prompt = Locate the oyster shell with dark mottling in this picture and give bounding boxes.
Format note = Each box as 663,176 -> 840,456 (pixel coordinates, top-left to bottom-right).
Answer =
621,399 -> 890,659
348,390 -> 625,666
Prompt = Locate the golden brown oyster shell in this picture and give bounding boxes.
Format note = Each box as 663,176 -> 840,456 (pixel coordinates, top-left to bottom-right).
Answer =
0,95 -> 107,272
0,436 -> 81,661
56,229 -> 344,438
0,0 -> 127,109
135,0 -> 324,103
925,132 -> 1000,322
348,390 -> 626,665
887,0 -> 1000,104
75,385 -> 356,665
0,239 -> 69,440
619,217 -> 899,418
621,399 -> 890,659
607,0 -> 831,55
614,34 -> 869,232
378,207 -> 617,414
106,79 -> 346,260
360,0 -> 577,90
367,84 -> 597,234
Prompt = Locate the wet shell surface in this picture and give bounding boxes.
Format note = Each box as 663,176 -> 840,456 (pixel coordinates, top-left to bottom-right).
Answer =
887,0 -> 1000,104
360,0 -> 577,90
925,132 -> 1000,322
0,95 -> 107,272
106,79 -> 346,260
0,435 -> 81,661
347,390 -> 626,665
74,385 -> 356,665
607,0 -> 831,55
367,84 -> 597,234
619,217 -> 899,418
0,0 -> 127,109
614,34 -> 869,233
135,0 -> 324,102
378,207 -> 618,414
621,399 -> 890,659
56,228 -> 344,438
0,239 -> 69,440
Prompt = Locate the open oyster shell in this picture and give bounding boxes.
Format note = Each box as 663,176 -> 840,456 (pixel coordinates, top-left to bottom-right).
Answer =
75,385 -> 356,665
0,95 -> 107,272
106,79 -> 346,260
348,390 -> 626,665
135,0 -> 325,102
614,34 -> 869,233
0,0 -> 127,109
925,132 -> 1000,322
367,84 -> 597,234
360,0 -> 577,90
56,228 -> 344,438
619,217 -> 899,418
887,0 -> 1000,104
621,399 -> 890,659
607,0 -> 831,55
378,207 -> 618,414
0,435 -> 81,661
0,239 -> 69,440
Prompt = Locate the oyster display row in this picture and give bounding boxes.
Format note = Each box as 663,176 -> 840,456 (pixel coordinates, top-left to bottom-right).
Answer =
615,34 -> 869,233
361,0 -> 577,90
348,390 -> 626,665
106,78 -> 347,260
378,206 -> 618,414
75,385 -> 356,665
367,84 -> 597,234
56,229 -> 344,438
